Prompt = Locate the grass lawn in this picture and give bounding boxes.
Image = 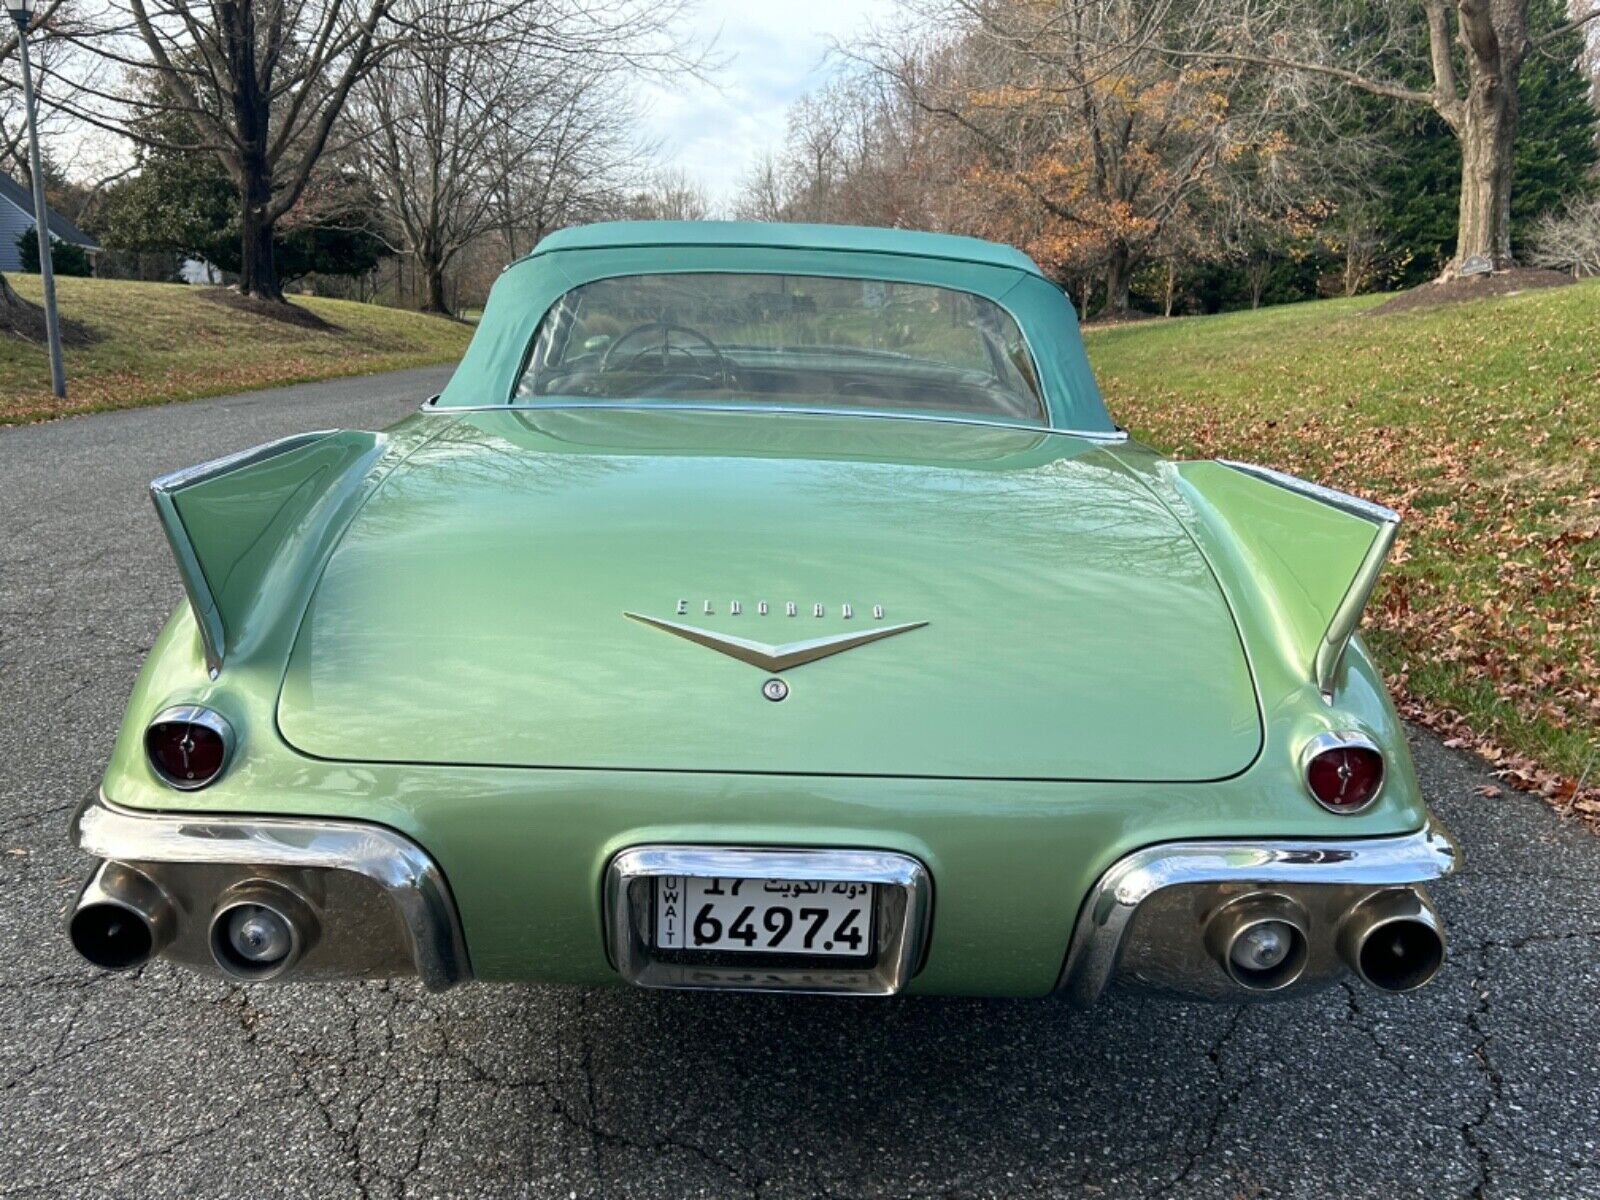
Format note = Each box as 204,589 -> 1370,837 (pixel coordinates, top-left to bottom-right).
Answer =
1085,283 -> 1600,813
1,276 -> 473,425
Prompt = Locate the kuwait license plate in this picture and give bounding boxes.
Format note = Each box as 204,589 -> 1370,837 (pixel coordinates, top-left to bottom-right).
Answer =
654,876 -> 874,959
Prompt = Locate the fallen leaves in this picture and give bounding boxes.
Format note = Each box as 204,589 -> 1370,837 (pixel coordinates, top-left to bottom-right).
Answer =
1089,284 -> 1600,826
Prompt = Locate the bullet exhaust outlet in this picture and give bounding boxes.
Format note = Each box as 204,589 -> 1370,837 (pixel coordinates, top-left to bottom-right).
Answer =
68,861 -> 176,971
1339,889 -> 1445,993
208,881 -> 319,982
1205,893 -> 1310,992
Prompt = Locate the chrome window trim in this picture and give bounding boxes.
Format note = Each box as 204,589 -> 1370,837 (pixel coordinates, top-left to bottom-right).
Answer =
1056,820 -> 1458,1006
1299,729 -> 1385,814
1217,458 -> 1401,700
72,792 -> 470,991
605,845 -> 932,995
145,704 -> 235,791
505,267 -> 1055,426
419,399 -> 1128,443
149,430 -> 338,678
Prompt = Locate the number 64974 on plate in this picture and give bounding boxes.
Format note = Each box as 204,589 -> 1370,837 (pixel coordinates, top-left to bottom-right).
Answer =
654,876 -> 874,959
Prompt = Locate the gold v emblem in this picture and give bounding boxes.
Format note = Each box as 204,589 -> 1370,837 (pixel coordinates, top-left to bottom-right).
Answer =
624,612 -> 927,672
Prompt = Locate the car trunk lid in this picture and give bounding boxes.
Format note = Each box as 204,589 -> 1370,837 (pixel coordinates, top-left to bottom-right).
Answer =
276,408 -> 1260,780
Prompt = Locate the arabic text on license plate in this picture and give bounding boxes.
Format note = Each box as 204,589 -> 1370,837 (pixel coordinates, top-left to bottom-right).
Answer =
654,877 -> 874,958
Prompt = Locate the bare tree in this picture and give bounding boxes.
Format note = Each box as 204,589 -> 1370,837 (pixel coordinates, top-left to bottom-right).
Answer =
1529,192 -> 1600,274
356,0 -> 700,312
61,0 -> 403,301
732,62 -> 962,232
486,67 -> 646,256
733,151 -> 786,221
622,165 -> 713,219
1167,0 -> 1600,274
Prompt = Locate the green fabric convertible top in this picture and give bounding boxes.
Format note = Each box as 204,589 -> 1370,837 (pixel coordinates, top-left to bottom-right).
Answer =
434,220 -> 1115,433
525,220 -> 1045,274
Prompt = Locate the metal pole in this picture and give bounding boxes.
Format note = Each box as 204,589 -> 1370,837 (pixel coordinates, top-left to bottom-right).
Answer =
16,23 -> 65,399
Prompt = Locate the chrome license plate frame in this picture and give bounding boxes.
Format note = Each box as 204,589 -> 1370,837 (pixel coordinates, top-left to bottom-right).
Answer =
606,846 -> 930,995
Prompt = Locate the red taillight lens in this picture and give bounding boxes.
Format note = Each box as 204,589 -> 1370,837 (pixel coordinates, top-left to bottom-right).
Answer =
1305,743 -> 1384,811
145,709 -> 231,789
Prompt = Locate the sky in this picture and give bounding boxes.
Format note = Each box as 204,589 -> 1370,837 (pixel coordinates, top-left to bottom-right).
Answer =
634,0 -> 898,206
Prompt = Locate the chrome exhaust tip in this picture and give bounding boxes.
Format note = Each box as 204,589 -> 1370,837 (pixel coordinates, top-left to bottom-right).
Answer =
68,861 -> 176,971
1339,889 -> 1445,993
1205,893 -> 1310,992
208,881 -> 319,982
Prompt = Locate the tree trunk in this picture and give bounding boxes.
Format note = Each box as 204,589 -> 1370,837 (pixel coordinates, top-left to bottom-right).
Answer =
418,248 -> 450,315
238,184 -> 282,302
1453,77 -> 1519,271
227,0 -> 283,304
1101,242 -> 1132,315
1249,262 -> 1267,309
1445,0 -> 1528,274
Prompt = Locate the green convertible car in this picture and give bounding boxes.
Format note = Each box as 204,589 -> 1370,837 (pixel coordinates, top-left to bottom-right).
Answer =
68,221 -> 1457,1001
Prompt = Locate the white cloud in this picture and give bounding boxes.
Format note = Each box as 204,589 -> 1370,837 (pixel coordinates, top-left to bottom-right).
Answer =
635,0 -> 897,206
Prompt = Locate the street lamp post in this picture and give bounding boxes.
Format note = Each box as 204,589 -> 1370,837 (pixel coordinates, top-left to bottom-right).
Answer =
8,0 -> 65,399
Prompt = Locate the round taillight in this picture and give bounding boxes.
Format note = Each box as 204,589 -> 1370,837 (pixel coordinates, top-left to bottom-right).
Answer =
1302,732 -> 1384,812
145,706 -> 233,789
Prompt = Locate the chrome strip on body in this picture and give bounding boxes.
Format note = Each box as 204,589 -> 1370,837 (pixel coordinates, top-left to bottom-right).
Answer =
149,431 -> 339,677
605,845 -> 932,995
420,399 -> 1129,442
1216,459 -> 1400,524
1313,518 -> 1399,699
1217,458 -> 1401,700
73,792 -> 470,990
1056,821 -> 1458,1006
150,431 -> 340,493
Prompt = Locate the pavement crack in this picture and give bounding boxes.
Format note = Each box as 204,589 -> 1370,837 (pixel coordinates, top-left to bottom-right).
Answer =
433,1000 -> 763,1198
1458,940 -> 1502,1200
1339,979 -> 1410,1072
1150,1005 -> 1248,1197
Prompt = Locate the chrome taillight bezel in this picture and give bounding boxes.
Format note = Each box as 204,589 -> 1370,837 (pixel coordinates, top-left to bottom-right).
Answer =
1300,730 -> 1385,814
145,704 -> 235,790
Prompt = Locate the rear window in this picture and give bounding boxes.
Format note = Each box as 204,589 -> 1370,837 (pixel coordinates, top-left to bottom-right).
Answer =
514,272 -> 1046,424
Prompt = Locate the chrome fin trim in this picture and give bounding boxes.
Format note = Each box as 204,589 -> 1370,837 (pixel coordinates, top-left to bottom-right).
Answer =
1215,459 -> 1399,524
1217,458 -> 1401,700
72,792 -> 470,990
1057,820 -> 1458,1006
148,431 -> 338,677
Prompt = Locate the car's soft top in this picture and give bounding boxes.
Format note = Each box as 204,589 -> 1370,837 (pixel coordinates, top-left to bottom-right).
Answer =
524,219 -> 1047,275
432,220 -> 1116,433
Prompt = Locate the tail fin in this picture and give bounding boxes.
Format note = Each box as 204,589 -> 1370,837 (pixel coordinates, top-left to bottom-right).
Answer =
1171,459 -> 1399,700
150,430 -> 384,676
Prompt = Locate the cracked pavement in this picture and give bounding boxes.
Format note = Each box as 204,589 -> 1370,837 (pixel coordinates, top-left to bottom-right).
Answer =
3,368 -> 1599,1198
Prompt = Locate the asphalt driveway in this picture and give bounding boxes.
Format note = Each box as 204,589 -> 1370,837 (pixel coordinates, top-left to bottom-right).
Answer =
2,368 -> 1598,1199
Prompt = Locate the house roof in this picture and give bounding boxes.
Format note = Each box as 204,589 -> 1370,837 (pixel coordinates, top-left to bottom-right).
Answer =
0,173 -> 101,250
526,220 -> 1042,276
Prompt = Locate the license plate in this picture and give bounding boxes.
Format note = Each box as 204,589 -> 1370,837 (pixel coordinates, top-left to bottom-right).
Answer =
654,876 -> 874,959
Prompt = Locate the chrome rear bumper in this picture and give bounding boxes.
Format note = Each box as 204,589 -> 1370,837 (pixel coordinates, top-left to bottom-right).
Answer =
1057,820 -> 1459,1005
68,792 -> 469,989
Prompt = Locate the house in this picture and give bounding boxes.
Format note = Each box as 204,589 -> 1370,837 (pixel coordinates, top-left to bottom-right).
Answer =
0,172 -> 101,273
